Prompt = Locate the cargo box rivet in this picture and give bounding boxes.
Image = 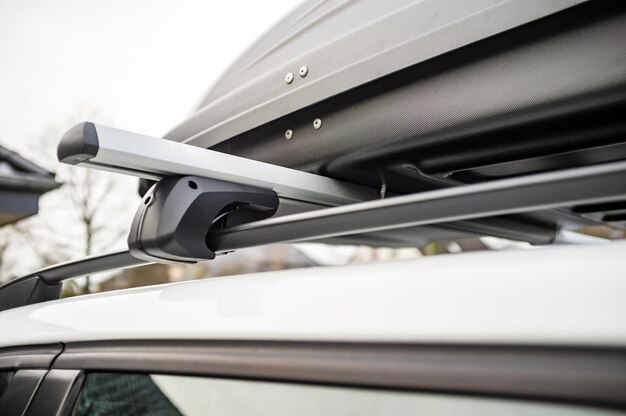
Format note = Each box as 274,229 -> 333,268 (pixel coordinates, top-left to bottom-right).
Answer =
285,129 -> 293,140
299,66 -> 308,77
284,72 -> 294,84
313,118 -> 322,129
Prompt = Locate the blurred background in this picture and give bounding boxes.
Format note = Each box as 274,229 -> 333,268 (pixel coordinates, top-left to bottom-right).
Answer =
1,0 -> 623,296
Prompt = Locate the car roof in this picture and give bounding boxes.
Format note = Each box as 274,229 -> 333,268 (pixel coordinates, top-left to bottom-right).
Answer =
1,241 -> 625,349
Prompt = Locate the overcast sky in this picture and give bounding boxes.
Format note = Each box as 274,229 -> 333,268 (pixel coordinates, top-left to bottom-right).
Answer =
0,0 -> 297,156
0,0 -> 305,276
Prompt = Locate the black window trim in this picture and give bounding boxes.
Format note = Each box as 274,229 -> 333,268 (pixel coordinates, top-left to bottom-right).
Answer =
0,369 -> 48,416
0,344 -> 64,416
24,369 -> 83,416
47,339 -> 626,410
0,343 -> 63,371
2,340 -> 625,413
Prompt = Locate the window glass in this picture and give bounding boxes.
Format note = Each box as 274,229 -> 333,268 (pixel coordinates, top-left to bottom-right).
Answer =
74,372 -> 623,416
0,371 -> 15,398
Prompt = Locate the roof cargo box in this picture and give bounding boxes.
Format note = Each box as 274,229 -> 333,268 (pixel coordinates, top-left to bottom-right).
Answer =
160,0 -> 626,246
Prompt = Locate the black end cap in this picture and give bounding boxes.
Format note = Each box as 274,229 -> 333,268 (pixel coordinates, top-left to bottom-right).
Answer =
0,276 -> 61,312
57,122 -> 99,165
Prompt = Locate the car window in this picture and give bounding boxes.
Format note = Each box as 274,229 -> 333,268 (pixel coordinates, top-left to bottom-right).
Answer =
0,371 -> 15,398
74,373 -> 181,415
73,372 -> 623,416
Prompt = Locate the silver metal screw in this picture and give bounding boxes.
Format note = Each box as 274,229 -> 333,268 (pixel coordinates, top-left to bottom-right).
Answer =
313,118 -> 322,129
299,66 -> 308,77
284,72 -> 294,84
285,129 -> 293,140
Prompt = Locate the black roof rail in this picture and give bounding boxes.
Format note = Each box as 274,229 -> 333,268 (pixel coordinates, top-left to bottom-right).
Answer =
1,160 -> 625,313
0,251 -> 145,312
209,160 -> 626,252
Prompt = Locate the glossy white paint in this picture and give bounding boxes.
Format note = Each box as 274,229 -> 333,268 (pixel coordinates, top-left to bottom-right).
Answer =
1,242 -> 625,348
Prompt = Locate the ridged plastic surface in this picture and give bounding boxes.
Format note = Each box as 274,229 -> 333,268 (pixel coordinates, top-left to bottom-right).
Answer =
164,0 -> 587,150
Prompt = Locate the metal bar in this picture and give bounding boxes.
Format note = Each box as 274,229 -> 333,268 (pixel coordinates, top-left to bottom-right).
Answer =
209,161 -> 626,251
58,122 -> 379,209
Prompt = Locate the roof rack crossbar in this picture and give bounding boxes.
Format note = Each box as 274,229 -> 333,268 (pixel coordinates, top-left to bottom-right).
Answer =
57,122 -> 380,211
2,159 -> 625,312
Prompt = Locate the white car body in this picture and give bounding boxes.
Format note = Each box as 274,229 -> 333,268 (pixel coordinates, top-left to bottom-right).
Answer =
2,241 -> 625,349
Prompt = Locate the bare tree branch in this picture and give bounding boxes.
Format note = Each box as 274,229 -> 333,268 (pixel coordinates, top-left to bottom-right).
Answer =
1,111 -> 137,291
